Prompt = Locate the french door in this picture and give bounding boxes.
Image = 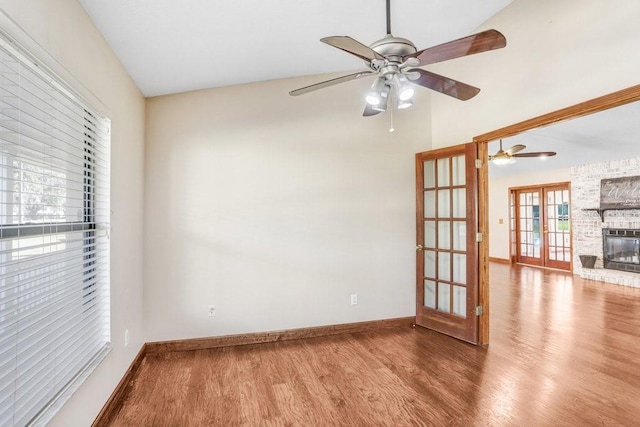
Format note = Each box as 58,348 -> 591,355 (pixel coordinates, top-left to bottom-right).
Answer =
512,183 -> 571,271
415,143 -> 479,344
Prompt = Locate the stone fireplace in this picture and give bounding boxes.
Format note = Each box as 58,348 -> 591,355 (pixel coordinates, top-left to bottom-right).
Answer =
603,228 -> 640,273
571,157 -> 640,288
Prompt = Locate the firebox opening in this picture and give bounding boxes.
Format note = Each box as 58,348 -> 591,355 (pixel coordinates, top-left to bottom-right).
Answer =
603,228 -> 640,273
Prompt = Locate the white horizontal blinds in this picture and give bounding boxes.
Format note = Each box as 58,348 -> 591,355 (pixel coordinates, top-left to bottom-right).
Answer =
0,34 -> 110,427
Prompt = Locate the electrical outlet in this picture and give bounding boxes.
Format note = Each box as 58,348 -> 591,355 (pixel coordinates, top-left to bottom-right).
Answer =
208,305 -> 216,317
351,294 -> 358,305
124,329 -> 129,347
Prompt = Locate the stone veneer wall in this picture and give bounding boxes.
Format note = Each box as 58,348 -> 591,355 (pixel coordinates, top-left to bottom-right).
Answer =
571,157 -> 640,288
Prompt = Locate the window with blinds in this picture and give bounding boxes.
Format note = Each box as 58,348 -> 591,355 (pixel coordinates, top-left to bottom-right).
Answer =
0,33 -> 111,426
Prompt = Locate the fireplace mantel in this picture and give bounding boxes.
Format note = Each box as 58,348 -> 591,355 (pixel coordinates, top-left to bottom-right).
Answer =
583,207 -> 640,221
582,176 -> 640,220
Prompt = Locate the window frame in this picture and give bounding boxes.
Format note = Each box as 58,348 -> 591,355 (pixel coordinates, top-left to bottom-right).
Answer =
0,20 -> 111,426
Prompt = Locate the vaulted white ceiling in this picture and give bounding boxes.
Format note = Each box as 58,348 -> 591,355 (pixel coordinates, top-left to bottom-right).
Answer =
78,0 -> 514,97
77,1 -> 640,173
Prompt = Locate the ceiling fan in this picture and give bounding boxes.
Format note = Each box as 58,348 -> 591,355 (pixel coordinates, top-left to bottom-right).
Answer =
289,0 -> 507,116
489,140 -> 557,165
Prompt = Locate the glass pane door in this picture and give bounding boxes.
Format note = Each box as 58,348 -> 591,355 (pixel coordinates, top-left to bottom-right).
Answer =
516,189 -> 543,266
511,184 -> 571,271
422,156 -> 467,316
544,186 -> 571,270
416,143 -> 479,344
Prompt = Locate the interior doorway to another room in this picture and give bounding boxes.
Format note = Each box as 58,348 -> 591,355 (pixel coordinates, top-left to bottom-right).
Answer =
510,183 -> 572,271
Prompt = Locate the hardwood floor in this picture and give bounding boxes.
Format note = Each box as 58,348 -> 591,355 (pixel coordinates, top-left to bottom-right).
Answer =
106,264 -> 640,426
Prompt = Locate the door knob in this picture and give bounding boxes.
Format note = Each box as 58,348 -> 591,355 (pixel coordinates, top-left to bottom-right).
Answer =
416,244 -> 424,251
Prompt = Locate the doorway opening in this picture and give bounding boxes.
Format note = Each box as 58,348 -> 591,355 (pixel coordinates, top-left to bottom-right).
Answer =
509,183 -> 572,271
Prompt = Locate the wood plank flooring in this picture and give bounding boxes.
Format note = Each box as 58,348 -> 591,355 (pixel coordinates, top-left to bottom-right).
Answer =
107,264 -> 640,426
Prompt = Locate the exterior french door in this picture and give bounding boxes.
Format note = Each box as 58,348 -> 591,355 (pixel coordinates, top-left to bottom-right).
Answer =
415,143 -> 479,344
512,183 -> 571,271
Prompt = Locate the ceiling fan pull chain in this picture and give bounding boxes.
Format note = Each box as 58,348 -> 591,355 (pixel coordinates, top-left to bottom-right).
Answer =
389,104 -> 395,133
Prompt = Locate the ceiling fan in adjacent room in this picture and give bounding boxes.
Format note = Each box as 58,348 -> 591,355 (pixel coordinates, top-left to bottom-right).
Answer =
289,0 -> 507,116
489,139 -> 557,165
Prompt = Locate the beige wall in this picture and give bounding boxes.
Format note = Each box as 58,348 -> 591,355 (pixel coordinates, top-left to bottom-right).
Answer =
489,168 -> 571,260
144,76 -> 431,342
0,0 -> 146,425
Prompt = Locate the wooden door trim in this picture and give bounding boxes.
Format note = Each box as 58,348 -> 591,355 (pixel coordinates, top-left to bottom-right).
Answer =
417,142 -> 474,158
474,85 -> 640,345
477,141 -> 489,344
474,85 -> 640,142
508,182 -> 571,193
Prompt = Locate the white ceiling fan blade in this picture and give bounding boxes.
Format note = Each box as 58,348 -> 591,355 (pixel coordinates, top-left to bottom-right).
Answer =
505,144 -> 526,155
289,70 -> 375,96
321,36 -> 384,62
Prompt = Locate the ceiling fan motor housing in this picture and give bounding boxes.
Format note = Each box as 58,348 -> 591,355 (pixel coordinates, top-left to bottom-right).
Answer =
370,35 -> 416,61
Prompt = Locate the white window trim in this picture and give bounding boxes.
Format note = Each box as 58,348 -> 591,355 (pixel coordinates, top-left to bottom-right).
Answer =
0,8 -> 112,426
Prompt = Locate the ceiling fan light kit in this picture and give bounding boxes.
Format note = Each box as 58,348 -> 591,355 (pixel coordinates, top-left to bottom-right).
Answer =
491,155 -> 516,166
289,0 -> 507,118
397,97 -> 413,110
393,73 -> 414,101
372,84 -> 391,112
366,77 -> 387,105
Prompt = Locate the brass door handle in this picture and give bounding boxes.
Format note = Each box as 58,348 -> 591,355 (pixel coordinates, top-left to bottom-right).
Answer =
416,244 -> 424,251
